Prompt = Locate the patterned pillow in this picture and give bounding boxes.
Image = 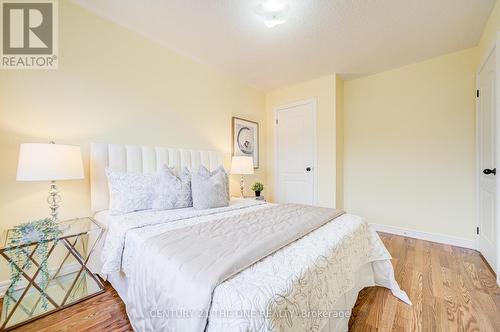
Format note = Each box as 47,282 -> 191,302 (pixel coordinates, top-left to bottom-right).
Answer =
191,166 -> 229,210
152,166 -> 192,210
106,168 -> 158,216
197,165 -> 230,198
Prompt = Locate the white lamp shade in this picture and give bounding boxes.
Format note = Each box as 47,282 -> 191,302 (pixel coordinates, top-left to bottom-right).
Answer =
16,143 -> 84,181
230,156 -> 254,175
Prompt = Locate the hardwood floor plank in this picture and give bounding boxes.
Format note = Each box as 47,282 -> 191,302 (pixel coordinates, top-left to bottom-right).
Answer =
365,287 -> 392,329
378,290 -> 398,330
422,302 -> 438,332
410,270 -> 423,332
1,233 -> 498,331
469,287 -> 499,330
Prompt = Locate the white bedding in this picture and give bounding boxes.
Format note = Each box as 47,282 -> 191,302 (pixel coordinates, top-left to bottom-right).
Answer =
95,200 -> 410,331
98,199 -> 266,274
106,262 -> 380,332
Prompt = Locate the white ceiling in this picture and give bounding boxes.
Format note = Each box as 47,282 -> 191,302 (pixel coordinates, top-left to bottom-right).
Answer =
71,0 -> 495,90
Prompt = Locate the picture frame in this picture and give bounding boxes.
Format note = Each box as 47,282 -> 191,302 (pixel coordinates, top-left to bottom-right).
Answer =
232,117 -> 259,168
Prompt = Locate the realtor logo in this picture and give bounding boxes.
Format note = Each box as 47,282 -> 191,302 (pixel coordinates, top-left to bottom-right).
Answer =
1,0 -> 58,69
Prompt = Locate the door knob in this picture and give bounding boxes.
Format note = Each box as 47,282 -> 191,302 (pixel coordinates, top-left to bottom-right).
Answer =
306,167 -> 311,172
483,168 -> 496,175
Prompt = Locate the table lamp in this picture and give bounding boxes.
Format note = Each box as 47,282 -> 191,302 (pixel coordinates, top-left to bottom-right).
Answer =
16,142 -> 84,221
230,156 -> 254,198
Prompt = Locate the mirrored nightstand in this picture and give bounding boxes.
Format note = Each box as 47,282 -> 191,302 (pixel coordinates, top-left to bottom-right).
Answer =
0,217 -> 104,331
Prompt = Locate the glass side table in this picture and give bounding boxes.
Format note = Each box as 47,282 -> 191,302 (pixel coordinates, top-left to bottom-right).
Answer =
0,217 -> 105,331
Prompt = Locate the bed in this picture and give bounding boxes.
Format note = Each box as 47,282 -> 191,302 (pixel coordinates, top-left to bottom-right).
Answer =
89,143 -> 410,332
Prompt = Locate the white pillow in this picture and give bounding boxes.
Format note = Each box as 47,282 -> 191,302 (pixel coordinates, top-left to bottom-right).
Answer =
106,168 -> 157,216
191,166 -> 229,210
197,165 -> 230,198
152,166 -> 192,210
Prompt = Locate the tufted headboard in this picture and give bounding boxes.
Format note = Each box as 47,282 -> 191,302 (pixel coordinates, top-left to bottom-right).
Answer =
90,143 -> 224,212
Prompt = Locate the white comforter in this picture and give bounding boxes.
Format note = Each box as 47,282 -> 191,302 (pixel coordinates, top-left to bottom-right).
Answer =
98,200 -> 410,332
100,199 -> 266,274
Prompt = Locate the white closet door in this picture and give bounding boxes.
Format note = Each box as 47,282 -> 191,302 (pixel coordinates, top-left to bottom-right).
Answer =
276,100 -> 316,205
477,48 -> 498,273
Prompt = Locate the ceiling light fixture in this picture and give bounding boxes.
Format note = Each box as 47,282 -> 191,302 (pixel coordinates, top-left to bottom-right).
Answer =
256,0 -> 289,28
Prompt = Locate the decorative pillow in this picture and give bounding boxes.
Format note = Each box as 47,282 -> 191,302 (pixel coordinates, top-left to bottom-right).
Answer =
191,166 -> 229,210
106,168 -> 157,216
197,165 -> 230,198
152,166 -> 192,210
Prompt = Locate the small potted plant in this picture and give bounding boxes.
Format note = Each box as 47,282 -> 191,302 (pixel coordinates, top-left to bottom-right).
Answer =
251,182 -> 264,197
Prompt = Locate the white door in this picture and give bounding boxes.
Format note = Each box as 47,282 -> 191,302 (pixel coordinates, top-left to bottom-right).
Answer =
275,100 -> 316,205
477,49 -> 498,272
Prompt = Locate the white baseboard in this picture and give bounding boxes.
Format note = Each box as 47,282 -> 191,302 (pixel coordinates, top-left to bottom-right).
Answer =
370,223 -> 476,250
0,262 -> 81,298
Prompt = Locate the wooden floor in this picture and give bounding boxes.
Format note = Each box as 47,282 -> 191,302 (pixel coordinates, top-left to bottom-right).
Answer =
2,233 -> 500,331
349,233 -> 500,331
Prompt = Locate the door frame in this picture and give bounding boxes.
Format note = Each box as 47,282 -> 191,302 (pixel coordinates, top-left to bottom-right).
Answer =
274,98 -> 318,205
475,33 -> 500,285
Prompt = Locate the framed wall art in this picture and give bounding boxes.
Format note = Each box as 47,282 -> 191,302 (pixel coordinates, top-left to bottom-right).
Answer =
232,117 -> 259,168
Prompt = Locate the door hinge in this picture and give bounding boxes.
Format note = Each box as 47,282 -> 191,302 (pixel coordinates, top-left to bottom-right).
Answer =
477,89 -> 480,98
477,226 -> 480,235
276,119 -> 278,125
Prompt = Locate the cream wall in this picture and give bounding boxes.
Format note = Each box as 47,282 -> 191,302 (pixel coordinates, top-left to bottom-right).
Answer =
335,76 -> 344,209
265,74 -> 342,208
0,2 -> 266,280
344,48 -> 478,240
